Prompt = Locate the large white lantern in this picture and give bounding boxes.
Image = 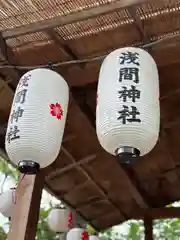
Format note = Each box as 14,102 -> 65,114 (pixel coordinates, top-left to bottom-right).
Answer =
66,228 -> 88,240
5,68 -> 69,174
48,208 -> 72,232
96,47 -> 160,162
0,189 -> 14,218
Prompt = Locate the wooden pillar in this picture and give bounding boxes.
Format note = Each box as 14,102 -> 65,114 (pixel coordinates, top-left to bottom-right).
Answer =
7,173 -> 45,240
144,218 -> 153,240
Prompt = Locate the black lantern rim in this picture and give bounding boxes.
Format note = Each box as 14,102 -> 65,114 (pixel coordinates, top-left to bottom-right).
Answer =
115,146 -> 140,164
18,160 -> 40,174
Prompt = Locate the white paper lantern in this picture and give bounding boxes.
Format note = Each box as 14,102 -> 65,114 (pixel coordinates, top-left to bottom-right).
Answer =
48,208 -> 72,232
96,47 -> 160,161
5,68 -> 69,174
66,228 -> 88,240
89,235 -> 100,240
0,189 -> 14,218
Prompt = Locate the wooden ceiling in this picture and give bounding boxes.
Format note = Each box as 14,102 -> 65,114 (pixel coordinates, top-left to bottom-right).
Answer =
1,0 -> 180,231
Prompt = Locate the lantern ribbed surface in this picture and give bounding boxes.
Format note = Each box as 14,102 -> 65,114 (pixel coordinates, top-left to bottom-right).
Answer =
66,228 -> 86,240
0,190 -> 13,218
96,47 -> 160,156
5,68 -> 69,168
48,208 -> 71,232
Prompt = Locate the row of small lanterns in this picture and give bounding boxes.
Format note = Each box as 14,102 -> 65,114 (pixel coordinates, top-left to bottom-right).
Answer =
0,47 -> 160,238
48,208 -> 99,240
0,194 -> 99,240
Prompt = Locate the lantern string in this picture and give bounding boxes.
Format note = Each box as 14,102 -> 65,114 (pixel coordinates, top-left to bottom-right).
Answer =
10,174 -> 26,204
0,33 -> 178,70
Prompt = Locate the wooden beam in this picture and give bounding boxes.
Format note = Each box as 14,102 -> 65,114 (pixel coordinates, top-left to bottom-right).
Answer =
47,30 -> 80,61
128,5 -> 154,58
46,154 -> 97,180
64,53 -> 180,87
47,29 -> 85,69
61,146 -> 127,219
144,218 -> 153,240
63,134 -> 76,143
128,6 -> 151,44
132,207 -> 180,219
76,198 -> 107,210
0,34 -> 20,87
71,88 -> 95,127
121,165 -> 151,207
7,173 -> 45,240
2,0 -> 149,39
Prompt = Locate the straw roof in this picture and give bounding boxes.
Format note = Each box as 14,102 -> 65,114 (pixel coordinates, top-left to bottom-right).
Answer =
1,0 -> 180,231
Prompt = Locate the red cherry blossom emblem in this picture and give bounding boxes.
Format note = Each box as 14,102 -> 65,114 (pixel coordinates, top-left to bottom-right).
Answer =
50,103 -> 63,120
82,231 -> 88,240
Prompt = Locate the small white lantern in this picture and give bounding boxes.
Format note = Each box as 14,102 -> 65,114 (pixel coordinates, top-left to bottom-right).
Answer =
0,189 -> 14,218
96,47 -> 160,162
48,208 -> 72,233
5,68 -> 69,174
89,235 -> 100,240
66,228 -> 88,240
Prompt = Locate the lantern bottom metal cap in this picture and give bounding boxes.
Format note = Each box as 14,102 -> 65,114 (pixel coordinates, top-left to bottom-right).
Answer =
115,146 -> 140,164
18,160 -> 40,174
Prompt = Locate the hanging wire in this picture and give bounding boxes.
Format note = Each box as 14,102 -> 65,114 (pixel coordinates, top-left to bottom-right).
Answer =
0,32 -> 179,70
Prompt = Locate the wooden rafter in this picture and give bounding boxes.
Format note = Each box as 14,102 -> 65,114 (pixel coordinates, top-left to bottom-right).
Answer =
76,198 -> 108,210
46,30 -> 80,61
132,207 -> 180,219
2,0 -> 150,39
63,134 -> 76,143
46,153 -> 97,180
0,34 -> 17,67
121,165 -> 151,207
61,146 -> 127,219
65,55 -> 180,87
128,5 -> 153,54
0,34 -> 20,88
128,6 -> 151,44
46,29 -> 85,69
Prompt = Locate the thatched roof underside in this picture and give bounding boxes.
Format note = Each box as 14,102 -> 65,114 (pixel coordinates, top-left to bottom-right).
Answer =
1,0 -> 180,230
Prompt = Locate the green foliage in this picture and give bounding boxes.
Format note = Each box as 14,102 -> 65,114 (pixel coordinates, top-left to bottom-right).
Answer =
0,156 -> 19,182
153,218 -> 180,240
87,225 -> 97,235
0,225 -> 7,239
127,221 -> 142,240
